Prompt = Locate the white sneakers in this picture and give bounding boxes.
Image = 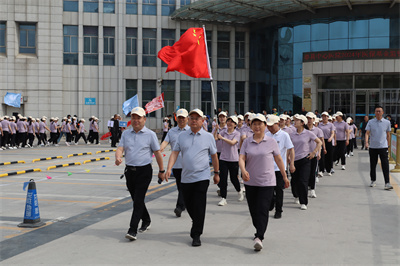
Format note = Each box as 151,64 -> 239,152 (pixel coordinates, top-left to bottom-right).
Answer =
370,181 -> 376,187
327,172 -> 332,176
238,189 -> 244,201
310,190 -> 317,198
253,238 -> 263,251
341,165 -> 346,170
218,198 -> 227,206
294,198 -> 300,204
300,204 -> 307,210
316,177 -> 319,183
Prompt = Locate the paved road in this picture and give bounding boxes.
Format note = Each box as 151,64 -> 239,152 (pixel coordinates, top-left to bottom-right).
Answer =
0,143 -> 399,265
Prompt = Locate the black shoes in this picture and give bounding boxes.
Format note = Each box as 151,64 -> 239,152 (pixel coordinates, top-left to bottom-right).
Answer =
274,212 -> 282,219
174,208 -> 182,217
125,230 -> 137,241
138,223 -> 151,233
192,236 -> 201,247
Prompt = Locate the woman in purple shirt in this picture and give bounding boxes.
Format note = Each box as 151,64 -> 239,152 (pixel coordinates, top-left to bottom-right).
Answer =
318,112 -> 335,176
289,115 -> 322,210
9,117 -> 17,149
74,119 -> 87,144
239,114 -> 289,251
71,117 -> 78,143
17,117 -> 28,148
333,112 -> 350,170
92,118 -> 99,145
27,117 -> 36,148
65,119 -> 73,146
346,117 -> 357,157
215,116 -> 243,206
38,118 -> 50,146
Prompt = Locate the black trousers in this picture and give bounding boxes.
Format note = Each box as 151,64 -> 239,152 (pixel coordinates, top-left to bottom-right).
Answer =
39,133 -> 47,145
71,130 -> 77,142
35,133 -> 40,145
273,171 -> 285,213
291,157 -> 311,205
92,132 -> 99,144
161,131 -> 168,143
111,130 -> 118,147
335,140 -> 347,165
361,132 -> 366,149
125,164 -> 152,233
181,180 -> 209,238
244,185 -> 274,241
18,132 -> 27,147
219,160 -> 241,199
49,132 -> 58,144
88,130 -> 93,143
28,133 -> 35,146
369,148 -> 390,184
2,131 -> 9,147
172,169 -> 185,211
10,133 -> 16,147
308,157 -> 318,189
75,133 -> 87,144
319,139 -> 333,173
346,139 -> 354,155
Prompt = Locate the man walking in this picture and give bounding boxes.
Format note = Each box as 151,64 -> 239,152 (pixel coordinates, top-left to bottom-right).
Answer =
115,107 -> 165,241
365,106 -> 393,190
359,115 -> 369,150
165,108 -> 219,247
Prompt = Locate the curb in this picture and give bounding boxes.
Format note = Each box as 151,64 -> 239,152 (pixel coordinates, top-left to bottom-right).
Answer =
0,168 -> 42,177
83,157 -> 110,164
67,152 -> 92,158
32,156 -> 63,162
0,160 -> 26,166
95,149 -> 116,154
47,162 -> 82,170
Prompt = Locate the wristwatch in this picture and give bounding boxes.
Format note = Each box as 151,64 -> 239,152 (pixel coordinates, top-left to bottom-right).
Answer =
159,170 -> 165,173
214,171 -> 220,175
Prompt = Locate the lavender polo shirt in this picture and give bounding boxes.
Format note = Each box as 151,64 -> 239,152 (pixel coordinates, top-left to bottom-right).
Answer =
92,122 -> 99,133
309,126 -> 323,155
219,129 -> 241,162
1,120 -> 10,132
350,124 -> 356,139
61,121 -> 67,132
290,129 -> 318,161
35,122 -> 39,132
318,122 -> 335,139
240,135 -> 280,187
17,121 -> 26,133
266,129 -> 294,171
164,125 -> 190,169
39,122 -> 46,133
71,121 -> 77,131
10,122 -> 17,134
333,121 -> 349,141
79,123 -> 85,133
212,125 -> 227,153
119,126 -> 160,166
281,126 -> 294,134
50,122 -> 57,133
27,123 -> 35,133
172,128 -> 217,184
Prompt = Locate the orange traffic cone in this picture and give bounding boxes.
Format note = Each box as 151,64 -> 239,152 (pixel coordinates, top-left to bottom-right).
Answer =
18,179 -> 45,228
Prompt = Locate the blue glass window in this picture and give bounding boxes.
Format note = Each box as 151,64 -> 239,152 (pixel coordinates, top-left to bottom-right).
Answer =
329,21 -> 348,39
369,37 -> 390,49
0,22 -> 5,53
103,0 -> 115,13
63,25 -> 78,65
180,80 -> 191,111
311,23 -> 328,40
161,29 -> 175,67
235,82 -> 245,115
83,0 -> 98,13
279,27 -> 293,44
217,31 -> 230,68
63,0 -> 78,12
235,32 -> 245,68
143,0 -> 157,15
349,38 -> 368,49
293,64 -> 302,79
19,24 -> 36,54
293,41 -> 310,64
142,28 -> 157,67
83,26 -> 98,65
294,25 -> 310,43
349,20 -> 368,38
369,18 -> 390,37
126,28 -> 137,66
126,79 -> 137,100
142,80 -> 156,117
162,0 -> 176,16
217,81 -> 230,111
104,27 -> 115,66
293,78 -> 302,96
329,39 -> 348,51
126,0 -> 137,14
181,0 -> 191,6
206,30 -> 212,62
311,40 -> 328,52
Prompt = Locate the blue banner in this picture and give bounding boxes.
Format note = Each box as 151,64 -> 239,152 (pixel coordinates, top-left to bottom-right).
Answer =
4,92 -> 21,108
122,94 -> 139,116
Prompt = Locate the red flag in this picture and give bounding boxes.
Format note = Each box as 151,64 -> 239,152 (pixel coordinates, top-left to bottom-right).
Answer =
145,93 -> 164,114
158,27 -> 211,79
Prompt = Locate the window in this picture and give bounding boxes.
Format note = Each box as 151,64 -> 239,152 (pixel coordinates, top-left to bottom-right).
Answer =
84,0 -> 98,13
217,81 -> 229,111
19,24 -> 36,54
126,28 -> 137,66
126,79 -> 137,100
126,0 -> 138,14
103,0 -> 115,13
142,28 -> 157,67
142,80 -> 157,117
0,22 -> 5,54
103,27 -> 115,66
235,32 -> 245,68
63,25 -> 78,65
355,75 -> 381,89
235,82 -> 245,114
63,0 -> 78,12
143,0 -> 157,15
217,31 -> 230,68
201,81 -> 212,116
161,80 -> 175,117
162,0 -> 176,16
83,26 -> 98,65
180,81 -> 191,111
161,29 -> 175,67
181,0 -> 191,6
206,30 -> 212,62
318,76 -> 353,90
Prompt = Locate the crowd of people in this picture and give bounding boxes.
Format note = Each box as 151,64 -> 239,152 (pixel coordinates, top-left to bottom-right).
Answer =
115,104 -> 395,252
0,114 -> 101,150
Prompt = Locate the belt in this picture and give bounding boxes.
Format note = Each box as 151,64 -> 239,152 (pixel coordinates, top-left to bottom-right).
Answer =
125,164 -> 151,171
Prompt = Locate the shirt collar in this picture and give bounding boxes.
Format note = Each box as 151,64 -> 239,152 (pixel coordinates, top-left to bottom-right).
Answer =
130,126 -> 146,134
189,128 -> 203,135
250,134 -> 268,143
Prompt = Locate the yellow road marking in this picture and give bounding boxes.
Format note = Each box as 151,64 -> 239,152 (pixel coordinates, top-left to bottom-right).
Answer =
0,197 -> 102,204
0,226 -> 29,231
146,182 -> 176,196
93,198 -> 121,209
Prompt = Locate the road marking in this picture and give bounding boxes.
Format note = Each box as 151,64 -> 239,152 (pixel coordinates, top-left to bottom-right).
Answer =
389,174 -> 400,199
0,197 -> 102,204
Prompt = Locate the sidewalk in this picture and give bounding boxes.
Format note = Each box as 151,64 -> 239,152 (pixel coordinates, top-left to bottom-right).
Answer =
1,148 -> 399,265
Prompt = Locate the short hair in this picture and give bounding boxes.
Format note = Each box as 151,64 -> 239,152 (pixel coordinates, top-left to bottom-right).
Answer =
375,106 -> 384,111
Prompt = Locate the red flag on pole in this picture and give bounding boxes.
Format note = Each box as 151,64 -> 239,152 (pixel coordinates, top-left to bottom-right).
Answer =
145,93 -> 165,114
158,27 -> 212,79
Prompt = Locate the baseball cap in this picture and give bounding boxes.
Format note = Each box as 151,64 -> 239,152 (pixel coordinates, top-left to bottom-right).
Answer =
176,109 -> 188,118
279,114 -> 288,120
266,115 -> 280,126
237,115 -> 244,121
218,111 -> 227,117
336,111 -> 343,116
314,117 -> 320,124
251,113 -> 267,123
328,116 -> 332,121
227,116 -> 238,125
296,115 -> 308,124
306,112 -> 315,118
81,119 -> 85,122
321,111 -> 329,116
131,107 -> 146,117
244,112 -> 252,117
188,108 -> 204,117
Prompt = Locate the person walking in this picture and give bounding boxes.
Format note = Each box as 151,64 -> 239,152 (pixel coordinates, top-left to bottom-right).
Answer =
318,112 -> 335,176
115,107 -> 165,242
359,116 -> 369,150
165,108 -> 219,247
38,118 -> 50,146
9,117 -> 17,149
57,117 -> 67,144
333,112 -> 350,170
1,116 -> 12,149
214,115 -> 243,206
49,117 -> 59,146
239,113 -> 289,251
75,119 -> 88,145
92,117 -> 100,145
159,108 -> 190,217
110,114 -> 120,147
161,117 -> 169,143
27,117 -> 35,148
365,106 -> 393,190
16,117 -> 27,148
65,119 -> 73,146
265,115 -> 294,219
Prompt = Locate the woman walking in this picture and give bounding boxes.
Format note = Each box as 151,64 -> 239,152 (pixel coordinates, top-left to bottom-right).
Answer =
92,117 -> 100,145
318,112 -> 335,176
333,112 -> 350,170
27,117 -> 35,148
75,119 -> 87,145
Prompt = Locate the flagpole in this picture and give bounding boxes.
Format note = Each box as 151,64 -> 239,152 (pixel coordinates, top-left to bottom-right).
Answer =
203,25 -> 216,115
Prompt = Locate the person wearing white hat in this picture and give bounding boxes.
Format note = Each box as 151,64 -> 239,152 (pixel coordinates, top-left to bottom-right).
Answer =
165,108 -> 219,247
38,117 -> 51,147
63,119 -> 73,146
49,117 -> 59,146
214,115 -> 243,206
318,111 -> 336,176
236,115 -> 244,134
91,117 -> 100,145
9,117 -> 17,149
278,114 -> 293,134
26,117 -> 36,148
57,117 -> 68,144
289,115 -> 322,210
1,115 -> 12,149
202,115 -> 208,131
333,112 -> 350,170
266,115 -> 294,219
159,108 -> 190,217
16,116 -> 28,148
87,116 -> 95,144
115,106 -> 165,242
345,117 -> 356,157
239,113 -> 289,251
75,119 -> 87,145
161,117 -> 169,143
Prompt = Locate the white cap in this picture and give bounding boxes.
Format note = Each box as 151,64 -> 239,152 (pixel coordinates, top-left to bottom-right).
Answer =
294,114 -> 300,119
237,115 -> 244,121
176,108 -> 188,118
4,115 -> 9,119
296,115 -> 308,124
188,108 -> 204,117
63,117 -> 67,120
218,111 -> 227,117
42,116 -> 47,119
91,116 -> 95,118
244,112 -> 252,117
314,117 -> 320,124
51,117 -> 54,120
67,119 -> 71,122
336,111 -> 343,116
346,117 -> 352,124
131,107 -> 146,117
321,111 -> 329,116
306,112 -> 315,119
328,116 -> 333,120
164,117 -> 169,120
54,117 -> 59,120
227,116 -> 238,125
279,114 -> 288,120
332,114 -> 337,119
266,115 -> 280,126
81,119 -> 85,122
251,113 -> 267,123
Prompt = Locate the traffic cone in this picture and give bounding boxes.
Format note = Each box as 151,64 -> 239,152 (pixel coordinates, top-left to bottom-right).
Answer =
18,179 -> 45,228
